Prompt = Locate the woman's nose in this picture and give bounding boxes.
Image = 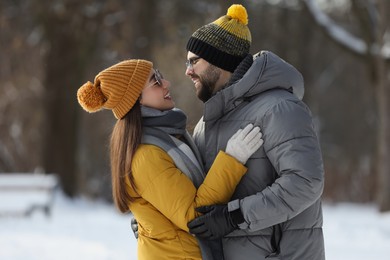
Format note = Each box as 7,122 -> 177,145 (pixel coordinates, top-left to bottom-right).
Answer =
162,79 -> 170,88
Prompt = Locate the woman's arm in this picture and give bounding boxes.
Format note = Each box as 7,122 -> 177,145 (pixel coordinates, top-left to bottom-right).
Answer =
131,145 -> 246,232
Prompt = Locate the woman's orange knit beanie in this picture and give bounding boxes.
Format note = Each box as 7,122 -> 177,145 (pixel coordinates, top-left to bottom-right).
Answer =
77,59 -> 152,119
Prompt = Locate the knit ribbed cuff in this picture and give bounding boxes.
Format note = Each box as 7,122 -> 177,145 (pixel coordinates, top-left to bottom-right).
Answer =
228,199 -> 248,229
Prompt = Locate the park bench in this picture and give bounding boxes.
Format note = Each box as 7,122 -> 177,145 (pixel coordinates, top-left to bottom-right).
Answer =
0,173 -> 59,217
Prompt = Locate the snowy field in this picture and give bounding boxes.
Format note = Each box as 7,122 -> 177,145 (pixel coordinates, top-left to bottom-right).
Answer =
1,191 -> 390,260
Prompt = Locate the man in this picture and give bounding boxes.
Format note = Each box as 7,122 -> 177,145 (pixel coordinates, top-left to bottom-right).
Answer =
186,4 -> 325,260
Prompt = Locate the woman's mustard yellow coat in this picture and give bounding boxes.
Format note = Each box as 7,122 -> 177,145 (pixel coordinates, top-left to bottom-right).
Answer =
128,144 -> 247,260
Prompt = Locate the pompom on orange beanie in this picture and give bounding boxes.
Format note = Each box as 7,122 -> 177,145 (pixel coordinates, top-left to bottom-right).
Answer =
77,59 -> 152,119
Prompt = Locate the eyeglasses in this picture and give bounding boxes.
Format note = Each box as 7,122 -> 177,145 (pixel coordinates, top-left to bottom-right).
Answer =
147,69 -> 164,88
185,57 -> 201,70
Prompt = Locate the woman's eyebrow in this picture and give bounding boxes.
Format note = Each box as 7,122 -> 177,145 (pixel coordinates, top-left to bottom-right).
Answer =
148,72 -> 155,81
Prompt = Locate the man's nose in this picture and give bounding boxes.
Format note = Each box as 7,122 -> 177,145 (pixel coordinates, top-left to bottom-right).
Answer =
185,66 -> 193,76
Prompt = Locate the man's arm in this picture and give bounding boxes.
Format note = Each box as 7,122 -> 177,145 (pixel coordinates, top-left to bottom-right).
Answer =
231,99 -> 324,230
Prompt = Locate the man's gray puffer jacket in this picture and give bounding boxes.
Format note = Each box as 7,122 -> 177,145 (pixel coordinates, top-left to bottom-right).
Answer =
193,51 -> 325,260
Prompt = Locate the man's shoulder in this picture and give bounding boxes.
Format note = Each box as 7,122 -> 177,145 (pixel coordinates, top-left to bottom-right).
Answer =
248,88 -> 300,109
237,89 -> 311,126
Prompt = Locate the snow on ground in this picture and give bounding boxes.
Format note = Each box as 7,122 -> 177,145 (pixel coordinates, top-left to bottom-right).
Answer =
1,191 -> 390,260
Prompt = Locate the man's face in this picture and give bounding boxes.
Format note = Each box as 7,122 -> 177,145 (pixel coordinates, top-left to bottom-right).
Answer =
185,52 -> 221,103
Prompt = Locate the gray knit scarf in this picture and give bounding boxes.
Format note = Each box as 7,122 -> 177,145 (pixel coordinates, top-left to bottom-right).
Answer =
141,106 -> 205,187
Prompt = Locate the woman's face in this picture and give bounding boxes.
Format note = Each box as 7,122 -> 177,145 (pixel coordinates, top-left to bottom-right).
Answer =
140,69 -> 175,111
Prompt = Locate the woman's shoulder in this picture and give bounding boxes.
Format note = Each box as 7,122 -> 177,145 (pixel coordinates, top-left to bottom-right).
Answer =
133,144 -> 171,162
132,144 -> 174,172
131,144 -> 177,194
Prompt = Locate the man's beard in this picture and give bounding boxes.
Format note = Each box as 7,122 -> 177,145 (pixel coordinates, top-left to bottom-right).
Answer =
197,65 -> 221,103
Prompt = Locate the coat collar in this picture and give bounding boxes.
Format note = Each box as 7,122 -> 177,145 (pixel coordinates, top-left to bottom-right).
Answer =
203,51 -> 304,122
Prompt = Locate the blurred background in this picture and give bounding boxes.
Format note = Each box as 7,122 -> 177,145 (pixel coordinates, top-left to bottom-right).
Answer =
1,0 -> 389,211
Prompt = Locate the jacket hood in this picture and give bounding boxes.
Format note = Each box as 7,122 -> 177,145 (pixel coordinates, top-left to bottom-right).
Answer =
204,51 -> 304,121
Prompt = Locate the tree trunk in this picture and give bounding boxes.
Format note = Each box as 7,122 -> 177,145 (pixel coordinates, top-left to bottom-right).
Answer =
375,1 -> 390,212
37,1 -> 100,196
42,35 -> 82,196
376,59 -> 390,211
127,0 -> 157,59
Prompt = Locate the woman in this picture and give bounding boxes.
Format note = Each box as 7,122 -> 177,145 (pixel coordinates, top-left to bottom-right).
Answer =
77,59 -> 263,260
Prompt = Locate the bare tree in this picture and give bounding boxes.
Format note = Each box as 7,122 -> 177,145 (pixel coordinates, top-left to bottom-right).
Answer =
303,0 -> 390,211
31,0 -> 104,196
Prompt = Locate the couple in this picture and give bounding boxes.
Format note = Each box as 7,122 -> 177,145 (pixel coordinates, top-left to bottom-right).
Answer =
77,4 -> 325,260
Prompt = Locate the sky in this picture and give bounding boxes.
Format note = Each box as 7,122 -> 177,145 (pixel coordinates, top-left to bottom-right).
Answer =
0,191 -> 390,260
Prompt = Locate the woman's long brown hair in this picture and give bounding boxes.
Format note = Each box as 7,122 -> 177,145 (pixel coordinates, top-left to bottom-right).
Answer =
110,101 -> 142,213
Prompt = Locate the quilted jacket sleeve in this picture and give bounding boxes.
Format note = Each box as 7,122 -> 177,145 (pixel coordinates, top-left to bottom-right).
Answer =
231,99 -> 324,230
131,145 -> 247,232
